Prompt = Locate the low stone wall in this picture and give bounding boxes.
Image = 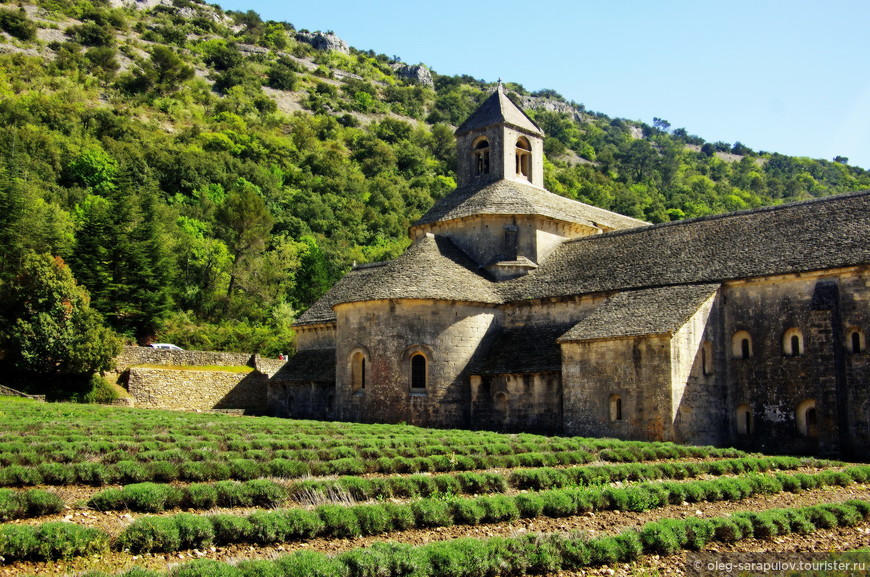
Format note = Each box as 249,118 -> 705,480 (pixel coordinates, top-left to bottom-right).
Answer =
0,385 -> 46,401
127,367 -> 268,412
116,346 -> 254,369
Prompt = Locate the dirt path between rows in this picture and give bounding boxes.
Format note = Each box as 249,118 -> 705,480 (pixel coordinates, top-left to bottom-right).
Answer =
3,482 -> 868,576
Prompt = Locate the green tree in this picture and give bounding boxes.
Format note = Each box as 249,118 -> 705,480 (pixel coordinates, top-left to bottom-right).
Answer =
217,180 -> 274,305
1,252 -> 120,375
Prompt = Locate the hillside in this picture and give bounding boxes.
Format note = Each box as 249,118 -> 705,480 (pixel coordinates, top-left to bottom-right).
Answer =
1,0 -> 869,360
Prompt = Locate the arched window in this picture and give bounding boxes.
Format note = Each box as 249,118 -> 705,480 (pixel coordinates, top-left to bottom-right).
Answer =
609,394 -> 623,422
736,404 -> 752,435
796,399 -> 817,439
473,138 -> 490,176
782,328 -> 804,356
732,330 -> 753,359
847,327 -> 864,354
494,391 -> 508,413
350,350 -> 367,392
410,354 -> 427,390
515,137 -> 531,180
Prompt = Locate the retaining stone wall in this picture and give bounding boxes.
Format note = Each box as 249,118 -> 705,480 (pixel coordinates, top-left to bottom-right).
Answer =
126,367 -> 268,412
116,346 -> 253,369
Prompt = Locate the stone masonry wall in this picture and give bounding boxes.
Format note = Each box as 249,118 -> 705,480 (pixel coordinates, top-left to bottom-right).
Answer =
115,346 -> 254,369
723,268 -> 870,458
127,367 -> 268,412
333,299 -> 497,427
669,292 -> 725,445
562,335 -> 673,441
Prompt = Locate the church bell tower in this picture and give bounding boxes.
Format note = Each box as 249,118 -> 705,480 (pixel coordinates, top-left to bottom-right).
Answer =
454,83 -> 545,189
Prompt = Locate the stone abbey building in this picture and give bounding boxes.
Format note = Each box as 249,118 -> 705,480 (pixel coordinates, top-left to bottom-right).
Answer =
271,85 -> 870,458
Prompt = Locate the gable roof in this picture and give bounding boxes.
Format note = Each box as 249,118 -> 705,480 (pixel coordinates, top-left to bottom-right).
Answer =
271,348 -> 336,382
412,179 -> 649,231
455,85 -> 544,137
472,322 -> 577,375
558,284 -> 720,342
504,189 -> 870,302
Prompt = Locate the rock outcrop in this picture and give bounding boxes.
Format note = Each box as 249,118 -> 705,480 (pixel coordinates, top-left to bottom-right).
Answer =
296,31 -> 349,53
391,63 -> 434,87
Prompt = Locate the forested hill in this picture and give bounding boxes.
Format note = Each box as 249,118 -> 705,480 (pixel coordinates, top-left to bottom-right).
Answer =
1,0 -> 868,358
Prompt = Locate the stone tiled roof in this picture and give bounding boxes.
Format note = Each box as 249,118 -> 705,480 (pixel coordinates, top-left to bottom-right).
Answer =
503,189 -> 870,302
297,190 -> 870,327
455,85 -> 543,137
295,262 -> 388,326
295,234 -> 501,326
413,179 -> 649,231
271,348 -> 335,382
471,322 -> 577,375
558,284 -> 720,342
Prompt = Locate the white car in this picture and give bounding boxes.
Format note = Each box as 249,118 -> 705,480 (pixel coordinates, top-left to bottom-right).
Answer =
149,343 -> 183,350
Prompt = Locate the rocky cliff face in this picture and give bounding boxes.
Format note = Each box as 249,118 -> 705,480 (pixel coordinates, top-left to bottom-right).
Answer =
296,31 -> 349,53
391,63 -> 434,87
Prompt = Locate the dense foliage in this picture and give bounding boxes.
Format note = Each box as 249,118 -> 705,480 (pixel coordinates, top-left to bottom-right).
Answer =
1,0 -> 868,363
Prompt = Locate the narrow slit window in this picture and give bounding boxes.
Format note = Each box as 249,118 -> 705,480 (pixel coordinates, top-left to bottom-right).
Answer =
411,354 -> 427,390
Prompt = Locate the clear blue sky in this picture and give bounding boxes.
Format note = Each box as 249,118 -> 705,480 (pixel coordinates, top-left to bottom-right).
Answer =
215,0 -> 870,170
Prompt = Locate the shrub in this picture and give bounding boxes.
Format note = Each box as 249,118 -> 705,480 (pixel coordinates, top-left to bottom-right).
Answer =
450,499 -> 485,525
185,483 -> 219,509
340,541 -> 427,577
683,517 -> 714,550
823,503 -> 863,526
425,538 -> 491,577
0,489 -> 25,521
172,559 -> 242,577
0,8 -> 37,41
124,482 -> 183,512
175,513 -> 215,550
115,460 -> 149,483
229,459 -> 261,481
586,536 -> 622,565
318,504 -> 362,538
332,458 -> 366,476
739,511 -> 778,539
411,499 -> 453,528
146,461 -> 179,483
210,514 -> 254,545
245,479 -> 287,508
352,504 -> 391,535
0,524 -> 40,560
268,458 -> 308,478
522,533 -> 563,574
116,516 -> 182,553
37,462 -> 75,485
846,499 -> 870,517
0,464 -> 43,486
540,490 -> 576,517
274,550 -> 347,577
249,509 -> 324,544
639,521 -> 682,555
383,502 -> 415,531
479,495 -> 520,523
515,493 -> 545,518
783,509 -> 816,534
804,505 -> 839,529
214,481 -> 251,507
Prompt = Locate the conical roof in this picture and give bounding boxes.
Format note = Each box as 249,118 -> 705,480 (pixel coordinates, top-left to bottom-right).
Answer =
455,84 -> 543,137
